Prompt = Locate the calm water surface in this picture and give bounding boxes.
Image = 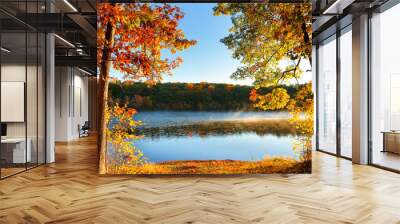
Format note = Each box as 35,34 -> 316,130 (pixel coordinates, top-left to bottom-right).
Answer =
133,111 -> 301,162
135,111 -> 291,127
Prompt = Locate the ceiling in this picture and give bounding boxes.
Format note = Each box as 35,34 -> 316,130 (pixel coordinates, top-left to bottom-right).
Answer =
312,0 -> 390,43
0,0 -> 96,75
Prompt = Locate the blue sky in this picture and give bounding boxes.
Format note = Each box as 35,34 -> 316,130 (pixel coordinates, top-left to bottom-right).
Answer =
110,3 -> 311,85
110,3 -> 252,85
161,3 -> 251,85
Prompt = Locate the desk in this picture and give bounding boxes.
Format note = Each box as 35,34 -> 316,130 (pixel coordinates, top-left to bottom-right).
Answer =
1,138 -> 31,163
382,131 -> 400,154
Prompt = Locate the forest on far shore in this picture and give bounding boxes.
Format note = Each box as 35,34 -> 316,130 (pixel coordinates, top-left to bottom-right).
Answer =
109,81 -> 306,111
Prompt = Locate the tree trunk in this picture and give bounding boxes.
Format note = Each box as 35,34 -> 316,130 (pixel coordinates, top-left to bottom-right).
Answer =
98,20 -> 115,174
301,22 -> 312,65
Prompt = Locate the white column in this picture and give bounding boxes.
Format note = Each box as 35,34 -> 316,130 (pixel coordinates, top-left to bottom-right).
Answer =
46,32 -> 55,163
352,14 -> 369,164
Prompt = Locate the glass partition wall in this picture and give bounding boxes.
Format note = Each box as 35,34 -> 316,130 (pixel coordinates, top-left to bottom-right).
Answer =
316,26 -> 352,159
315,1 -> 400,171
339,27 -> 352,159
0,1 -> 46,179
317,35 -> 337,155
370,3 -> 400,171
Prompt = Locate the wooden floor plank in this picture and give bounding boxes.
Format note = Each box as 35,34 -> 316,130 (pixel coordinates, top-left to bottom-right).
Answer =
0,135 -> 399,223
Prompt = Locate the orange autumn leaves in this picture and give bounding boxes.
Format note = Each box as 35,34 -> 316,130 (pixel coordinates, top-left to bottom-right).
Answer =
97,3 -> 196,172
108,157 -> 310,175
98,3 -> 313,174
97,3 -> 196,85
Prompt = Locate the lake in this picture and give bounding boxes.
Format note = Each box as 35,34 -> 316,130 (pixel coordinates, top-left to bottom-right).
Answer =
135,111 -> 292,127
131,111 -> 302,163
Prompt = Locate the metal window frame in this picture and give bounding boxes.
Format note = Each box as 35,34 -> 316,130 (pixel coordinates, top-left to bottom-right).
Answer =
315,0 -> 400,172
0,0 -> 48,180
367,0 -> 400,173
315,21 -> 353,162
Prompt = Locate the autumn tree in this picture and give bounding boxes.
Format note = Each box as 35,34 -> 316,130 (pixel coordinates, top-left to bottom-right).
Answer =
185,83 -> 194,90
214,3 -> 312,106
215,2 -> 313,161
214,2 -> 311,96
97,3 -> 196,174
106,104 -> 146,172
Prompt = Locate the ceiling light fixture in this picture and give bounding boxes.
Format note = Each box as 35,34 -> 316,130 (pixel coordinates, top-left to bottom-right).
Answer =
322,0 -> 355,15
78,67 -> 93,76
322,0 -> 341,14
1,47 -> 11,53
54,34 -> 75,48
63,0 -> 78,12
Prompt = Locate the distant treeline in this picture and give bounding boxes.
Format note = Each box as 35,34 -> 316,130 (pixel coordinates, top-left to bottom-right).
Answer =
109,81 -> 305,111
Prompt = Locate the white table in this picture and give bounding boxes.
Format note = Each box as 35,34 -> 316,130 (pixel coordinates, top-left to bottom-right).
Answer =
1,138 -> 31,163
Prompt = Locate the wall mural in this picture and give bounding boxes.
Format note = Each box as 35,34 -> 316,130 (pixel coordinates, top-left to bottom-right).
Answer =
97,2 -> 313,175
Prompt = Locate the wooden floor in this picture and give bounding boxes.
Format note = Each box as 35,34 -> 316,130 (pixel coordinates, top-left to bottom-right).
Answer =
373,151 -> 400,171
1,136 -> 400,224
1,167 -> 26,178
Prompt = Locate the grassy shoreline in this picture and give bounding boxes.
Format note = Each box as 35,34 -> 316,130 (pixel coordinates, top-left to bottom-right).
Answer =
107,157 -> 311,175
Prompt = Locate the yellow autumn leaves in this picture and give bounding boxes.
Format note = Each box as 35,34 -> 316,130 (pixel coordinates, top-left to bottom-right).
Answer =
106,104 -> 146,170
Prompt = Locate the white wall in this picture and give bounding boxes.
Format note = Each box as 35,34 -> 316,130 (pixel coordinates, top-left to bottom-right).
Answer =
72,71 -> 89,138
54,67 -> 89,141
1,65 -> 26,138
55,66 -> 70,141
0,65 -> 42,139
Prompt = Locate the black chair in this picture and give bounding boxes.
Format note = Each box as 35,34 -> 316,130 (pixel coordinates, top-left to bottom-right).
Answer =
78,121 -> 90,138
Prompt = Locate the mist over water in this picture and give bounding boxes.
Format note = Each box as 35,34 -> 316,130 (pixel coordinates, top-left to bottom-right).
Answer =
130,111 -> 301,163
135,111 -> 291,128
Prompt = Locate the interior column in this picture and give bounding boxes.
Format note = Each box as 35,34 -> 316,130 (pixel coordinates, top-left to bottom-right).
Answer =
352,14 -> 369,164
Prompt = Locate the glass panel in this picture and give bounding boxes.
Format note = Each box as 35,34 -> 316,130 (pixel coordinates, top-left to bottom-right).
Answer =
27,31 -> 38,169
340,28 -> 352,158
0,0 -> 46,178
371,4 -> 400,171
38,32 -> 45,165
26,0 -> 39,169
0,1 -> 29,33
1,31 -> 27,177
317,36 -> 337,154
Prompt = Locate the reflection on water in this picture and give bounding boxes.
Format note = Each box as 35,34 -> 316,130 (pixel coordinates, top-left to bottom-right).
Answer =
132,111 -> 303,163
135,134 -> 297,163
137,120 -> 297,138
